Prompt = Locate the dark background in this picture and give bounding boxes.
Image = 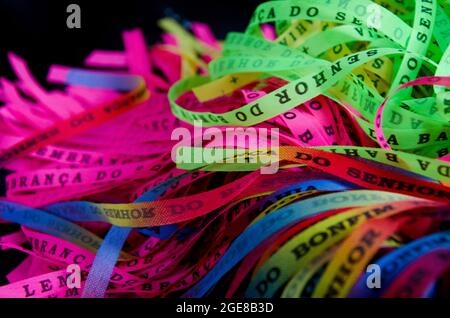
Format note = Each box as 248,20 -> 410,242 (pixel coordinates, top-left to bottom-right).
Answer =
0,0 -> 260,286
0,0 -> 260,79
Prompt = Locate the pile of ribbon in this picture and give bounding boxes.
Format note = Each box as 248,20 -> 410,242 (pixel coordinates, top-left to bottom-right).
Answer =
1,0 -> 450,298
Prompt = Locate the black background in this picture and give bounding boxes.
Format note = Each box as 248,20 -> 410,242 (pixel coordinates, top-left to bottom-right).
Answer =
0,0 -> 260,80
0,0 -> 259,286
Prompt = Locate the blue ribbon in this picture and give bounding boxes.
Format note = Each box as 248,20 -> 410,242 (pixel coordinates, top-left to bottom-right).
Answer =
184,179 -> 356,297
81,174 -> 187,298
349,230 -> 450,297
